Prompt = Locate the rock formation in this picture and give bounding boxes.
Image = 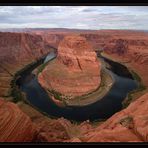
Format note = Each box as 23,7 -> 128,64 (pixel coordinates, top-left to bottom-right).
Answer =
0,29 -> 148,142
104,39 -> 128,56
38,35 -> 101,99
102,31 -> 148,87
0,98 -> 36,142
1,92 -> 148,142
0,32 -> 53,97
0,32 -> 51,66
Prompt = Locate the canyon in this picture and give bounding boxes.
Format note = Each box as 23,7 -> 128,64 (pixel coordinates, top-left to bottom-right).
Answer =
0,29 -> 148,142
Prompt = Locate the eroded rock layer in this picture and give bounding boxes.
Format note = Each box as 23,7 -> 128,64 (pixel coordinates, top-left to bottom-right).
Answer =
0,98 -> 36,142
102,31 -> 148,87
0,32 -> 51,66
38,35 -> 101,98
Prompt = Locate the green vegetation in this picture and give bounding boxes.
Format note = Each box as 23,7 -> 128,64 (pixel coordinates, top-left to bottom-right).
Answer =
37,56 -> 56,75
11,86 -> 22,103
10,75 -> 23,103
48,89 -> 64,101
131,70 -> 141,82
119,116 -> 133,127
37,62 -> 48,75
91,118 -> 107,127
52,90 -> 62,101
9,52 -> 59,118
10,58 -> 44,103
10,76 -> 28,103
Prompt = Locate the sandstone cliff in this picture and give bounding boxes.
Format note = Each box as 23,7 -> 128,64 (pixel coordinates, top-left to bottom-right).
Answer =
0,98 -> 36,142
0,32 -> 51,70
102,31 -> 148,87
0,32 -> 52,97
38,35 -> 101,99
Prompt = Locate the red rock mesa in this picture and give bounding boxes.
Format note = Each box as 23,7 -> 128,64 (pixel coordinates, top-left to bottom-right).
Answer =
38,35 -> 101,99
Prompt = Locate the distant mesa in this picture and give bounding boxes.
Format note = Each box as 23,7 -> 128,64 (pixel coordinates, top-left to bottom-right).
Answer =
38,35 -> 101,103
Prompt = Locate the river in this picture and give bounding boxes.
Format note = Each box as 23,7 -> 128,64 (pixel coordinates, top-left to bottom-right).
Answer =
18,52 -> 138,122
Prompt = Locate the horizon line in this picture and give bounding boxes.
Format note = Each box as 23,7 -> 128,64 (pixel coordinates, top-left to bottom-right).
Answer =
0,28 -> 148,31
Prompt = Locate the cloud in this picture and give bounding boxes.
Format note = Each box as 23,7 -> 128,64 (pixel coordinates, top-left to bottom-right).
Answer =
0,6 -> 148,30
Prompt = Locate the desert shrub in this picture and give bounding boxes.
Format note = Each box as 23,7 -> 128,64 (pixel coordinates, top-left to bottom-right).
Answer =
119,116 -> 133,127
48,89 -> 63,101
131,70 -> 141,82
37,63 -> 47,74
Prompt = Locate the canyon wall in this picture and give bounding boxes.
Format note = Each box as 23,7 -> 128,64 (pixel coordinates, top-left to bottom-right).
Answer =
102,31 -> 148,87
0,32 -> 53,97
0,32 -> 53,72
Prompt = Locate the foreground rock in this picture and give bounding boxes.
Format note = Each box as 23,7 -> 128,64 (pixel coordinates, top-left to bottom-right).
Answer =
38,35 -> 101,100
66,93 -> 148,142
0,90 -> 148,142
0,98 -> 36,142
18,92 -> 148,142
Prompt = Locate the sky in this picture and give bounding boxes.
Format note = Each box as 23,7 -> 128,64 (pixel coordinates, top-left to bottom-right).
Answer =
0,6 -> 148,30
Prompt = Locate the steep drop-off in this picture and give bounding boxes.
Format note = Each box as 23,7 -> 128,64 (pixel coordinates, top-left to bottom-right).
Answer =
103,31 -> 148,87
0,98 -> 36,142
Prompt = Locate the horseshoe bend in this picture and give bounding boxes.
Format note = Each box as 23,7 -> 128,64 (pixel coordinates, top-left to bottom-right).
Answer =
38,35 -> 104,106
0,28 -> 148,142
0,29 -> 148,142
